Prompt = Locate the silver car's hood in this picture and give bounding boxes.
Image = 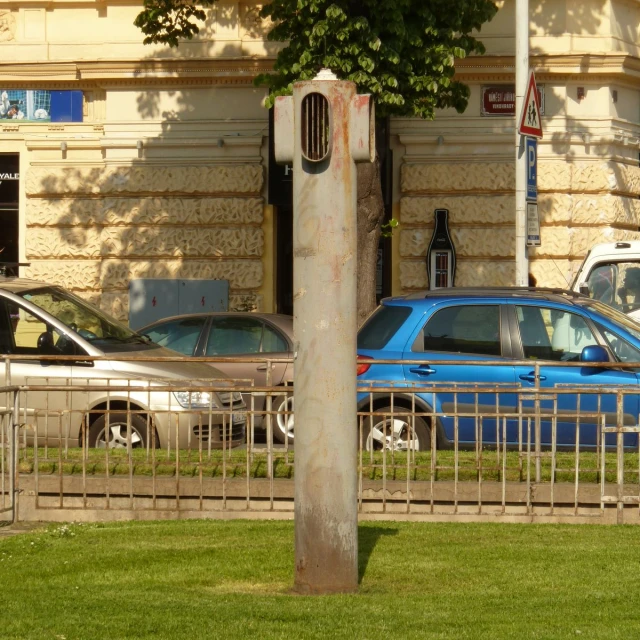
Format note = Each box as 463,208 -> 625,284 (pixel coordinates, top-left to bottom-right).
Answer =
106,346 -> 230,384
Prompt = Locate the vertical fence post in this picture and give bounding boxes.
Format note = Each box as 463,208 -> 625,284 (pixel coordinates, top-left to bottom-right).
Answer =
5,356 -> 18,524
11,388 -> 18,524
616,389 -> 624,524
534,361 -> 541,483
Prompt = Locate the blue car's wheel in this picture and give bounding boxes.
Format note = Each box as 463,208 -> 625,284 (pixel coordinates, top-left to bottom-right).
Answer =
361,406 -> 431,452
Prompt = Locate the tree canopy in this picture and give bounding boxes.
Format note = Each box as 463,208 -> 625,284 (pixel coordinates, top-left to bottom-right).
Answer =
135,0 -> 498,119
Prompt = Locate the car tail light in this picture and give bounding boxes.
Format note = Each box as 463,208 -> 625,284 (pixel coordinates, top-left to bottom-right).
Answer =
357,355 -> 373,376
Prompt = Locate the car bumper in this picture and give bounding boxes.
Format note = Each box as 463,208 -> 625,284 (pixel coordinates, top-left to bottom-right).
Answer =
153,407 -> 247,450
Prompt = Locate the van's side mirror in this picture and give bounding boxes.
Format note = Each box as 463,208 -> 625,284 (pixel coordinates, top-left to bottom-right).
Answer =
580,345 -> 609,364
578,283 -> 590,296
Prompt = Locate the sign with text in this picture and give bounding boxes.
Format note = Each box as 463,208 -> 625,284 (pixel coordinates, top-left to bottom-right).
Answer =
526,202 -> 541,246
0,153 -> 19,206
482,85 -> 545,117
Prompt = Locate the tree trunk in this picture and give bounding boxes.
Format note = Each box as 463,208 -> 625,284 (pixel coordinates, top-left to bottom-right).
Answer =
356,155 -> 385,326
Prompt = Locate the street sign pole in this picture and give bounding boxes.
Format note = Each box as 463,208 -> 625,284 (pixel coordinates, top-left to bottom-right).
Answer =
515,0 -> 529,286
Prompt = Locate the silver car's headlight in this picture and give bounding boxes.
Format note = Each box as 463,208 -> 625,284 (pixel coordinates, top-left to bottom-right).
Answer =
173,391 -> 219,409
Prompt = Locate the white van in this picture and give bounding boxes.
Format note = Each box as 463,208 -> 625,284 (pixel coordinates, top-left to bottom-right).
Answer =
571,241 -> 640,321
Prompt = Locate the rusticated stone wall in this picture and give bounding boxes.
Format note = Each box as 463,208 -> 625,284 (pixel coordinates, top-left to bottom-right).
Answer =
398,159 -> 640,292
24,164 -> 265,321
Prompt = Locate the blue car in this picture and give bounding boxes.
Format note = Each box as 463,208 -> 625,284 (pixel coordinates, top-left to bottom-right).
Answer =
356,288 -> 640,451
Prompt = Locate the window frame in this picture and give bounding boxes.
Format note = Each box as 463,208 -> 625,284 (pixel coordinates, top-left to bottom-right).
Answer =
411,303 -> 506,358
0,294 -> 83,359
260,319 -> 291,354
203,315 -> 268,357
144,315 -> 209,357
509,303 -> 604,362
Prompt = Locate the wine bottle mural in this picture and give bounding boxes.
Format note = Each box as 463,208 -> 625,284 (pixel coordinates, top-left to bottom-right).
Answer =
426,208 -> 456,289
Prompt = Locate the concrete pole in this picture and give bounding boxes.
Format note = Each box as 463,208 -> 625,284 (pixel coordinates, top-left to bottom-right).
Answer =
276,71 -> 372,594
515,0 -> 529,286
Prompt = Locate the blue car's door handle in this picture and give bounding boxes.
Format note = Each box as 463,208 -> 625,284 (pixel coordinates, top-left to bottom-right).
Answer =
519,372 -> 547,382
409,366 -> 436,376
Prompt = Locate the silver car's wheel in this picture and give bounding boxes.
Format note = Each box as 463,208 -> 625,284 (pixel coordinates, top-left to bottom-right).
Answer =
362,408 -> 430,452
88,412 -> 151,449
273,395 -> 294,443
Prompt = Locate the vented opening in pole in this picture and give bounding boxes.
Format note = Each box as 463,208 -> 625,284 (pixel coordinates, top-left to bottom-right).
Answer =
301,92 -> 330,162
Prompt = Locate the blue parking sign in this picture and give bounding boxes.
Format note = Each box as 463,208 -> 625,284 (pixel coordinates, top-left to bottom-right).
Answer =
526,137 -> 537,201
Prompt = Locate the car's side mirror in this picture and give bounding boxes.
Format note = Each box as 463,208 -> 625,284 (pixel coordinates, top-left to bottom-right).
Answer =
37,331 -> 56,356
578,283 -> 590,296
580,344 -> 609,364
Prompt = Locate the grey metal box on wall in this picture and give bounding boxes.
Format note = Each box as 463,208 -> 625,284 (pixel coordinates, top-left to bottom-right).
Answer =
128,279 -> 229,329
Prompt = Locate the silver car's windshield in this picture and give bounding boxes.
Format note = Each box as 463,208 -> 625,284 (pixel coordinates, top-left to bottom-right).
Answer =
18,286 -> 150,346
586,299 -> 640,341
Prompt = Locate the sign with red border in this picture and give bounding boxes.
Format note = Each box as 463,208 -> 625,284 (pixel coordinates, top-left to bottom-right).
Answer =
518,71 -> 543,138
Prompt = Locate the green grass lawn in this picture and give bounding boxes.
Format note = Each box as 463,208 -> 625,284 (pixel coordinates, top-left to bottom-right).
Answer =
2,519 -> 640,639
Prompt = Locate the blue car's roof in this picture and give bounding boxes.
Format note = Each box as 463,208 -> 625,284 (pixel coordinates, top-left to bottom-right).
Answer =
381,287 -> 592,309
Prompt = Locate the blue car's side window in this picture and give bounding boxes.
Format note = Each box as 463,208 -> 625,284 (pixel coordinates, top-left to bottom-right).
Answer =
517,306 -> 598,362
419,305 -> 501,357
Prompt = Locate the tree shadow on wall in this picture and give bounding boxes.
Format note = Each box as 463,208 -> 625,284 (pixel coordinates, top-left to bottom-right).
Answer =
32,12 -> 273,322
532,124 -> 640,283
529,0 -> 604,48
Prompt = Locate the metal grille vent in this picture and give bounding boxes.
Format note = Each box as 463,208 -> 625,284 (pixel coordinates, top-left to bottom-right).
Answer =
301,92 -> 330,162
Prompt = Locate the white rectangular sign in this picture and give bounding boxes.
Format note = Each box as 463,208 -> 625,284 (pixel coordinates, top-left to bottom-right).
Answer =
526,202 -> 541,247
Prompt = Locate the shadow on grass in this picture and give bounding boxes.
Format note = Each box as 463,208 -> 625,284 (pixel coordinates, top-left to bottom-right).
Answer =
358,525 -> 398,583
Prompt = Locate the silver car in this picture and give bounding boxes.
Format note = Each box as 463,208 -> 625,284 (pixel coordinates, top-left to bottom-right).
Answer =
0,278 -> 246,449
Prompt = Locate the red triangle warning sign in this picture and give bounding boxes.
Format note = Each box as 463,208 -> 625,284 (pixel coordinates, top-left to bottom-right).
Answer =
518,71 -> 543,139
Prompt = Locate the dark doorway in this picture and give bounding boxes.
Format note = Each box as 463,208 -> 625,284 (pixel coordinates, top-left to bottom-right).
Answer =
377,117 -> 393,304
276,206 -> 293,315
268,109 -> 294,316
0,153 -> 19,267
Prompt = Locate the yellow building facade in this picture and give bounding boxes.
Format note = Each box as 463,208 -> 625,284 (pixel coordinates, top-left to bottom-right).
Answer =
1,0 -> 639,320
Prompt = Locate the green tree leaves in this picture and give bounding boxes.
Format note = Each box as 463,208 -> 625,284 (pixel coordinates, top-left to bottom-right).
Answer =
254,0 -> 497,119
134,0 -> 216,48
134,0 -> 497,119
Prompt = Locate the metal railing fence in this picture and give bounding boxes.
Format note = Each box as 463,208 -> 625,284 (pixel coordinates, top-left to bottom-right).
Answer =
2,354 -> 640,525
